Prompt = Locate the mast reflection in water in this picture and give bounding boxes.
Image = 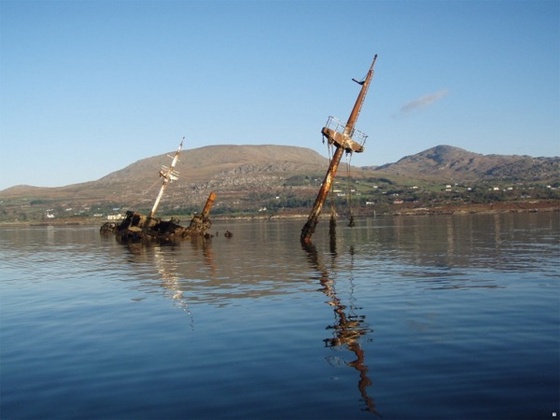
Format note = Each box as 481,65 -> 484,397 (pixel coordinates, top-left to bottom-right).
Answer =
303,240 -> 380,416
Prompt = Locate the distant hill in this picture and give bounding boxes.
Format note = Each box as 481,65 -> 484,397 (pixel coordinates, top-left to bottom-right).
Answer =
96,144 -> 330,186
374,145 -> 560,183
1,144 -> 558,217
0,145 -> 331,209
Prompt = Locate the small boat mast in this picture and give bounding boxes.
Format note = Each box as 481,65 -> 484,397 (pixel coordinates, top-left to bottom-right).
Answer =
148,138 -> 184,219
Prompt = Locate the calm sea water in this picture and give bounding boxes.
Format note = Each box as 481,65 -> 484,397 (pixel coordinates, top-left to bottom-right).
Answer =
1,212 -> 558,419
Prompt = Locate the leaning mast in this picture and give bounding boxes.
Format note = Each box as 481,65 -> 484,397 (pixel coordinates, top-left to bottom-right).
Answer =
148,138 -> 184,219
301,55 -> 378,244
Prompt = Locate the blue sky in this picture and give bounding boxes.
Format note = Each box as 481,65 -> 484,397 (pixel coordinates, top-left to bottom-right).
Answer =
1,0 -> 558,189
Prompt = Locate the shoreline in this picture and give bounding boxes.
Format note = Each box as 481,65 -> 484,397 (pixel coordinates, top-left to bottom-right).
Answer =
2,199 -> 558,227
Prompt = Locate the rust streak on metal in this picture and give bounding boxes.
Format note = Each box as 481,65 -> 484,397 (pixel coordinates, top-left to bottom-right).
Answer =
300,146 -> 345,242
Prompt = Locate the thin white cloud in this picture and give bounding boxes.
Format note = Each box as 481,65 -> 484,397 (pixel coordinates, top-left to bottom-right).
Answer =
396,89 -> 449,117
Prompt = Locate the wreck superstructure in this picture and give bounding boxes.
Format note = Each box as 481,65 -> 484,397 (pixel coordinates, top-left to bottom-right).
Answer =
301,54 -> 378,244
100,139 -> 216,243
149,138 -> 183,219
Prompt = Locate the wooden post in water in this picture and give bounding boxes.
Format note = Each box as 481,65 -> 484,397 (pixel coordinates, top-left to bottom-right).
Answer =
301,55 -> 378,244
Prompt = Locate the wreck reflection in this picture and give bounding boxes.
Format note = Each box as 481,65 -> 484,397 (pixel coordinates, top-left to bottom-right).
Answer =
185,235 -> 217,277
122,237 -> 216,323
303,241 -> 380,416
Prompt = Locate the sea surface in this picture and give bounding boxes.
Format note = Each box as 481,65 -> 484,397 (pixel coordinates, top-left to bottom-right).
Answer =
1,212 -> 559,419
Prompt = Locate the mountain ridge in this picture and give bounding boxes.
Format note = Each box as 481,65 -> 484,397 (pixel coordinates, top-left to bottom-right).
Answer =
3,144 -> 558,194
1,144 -> 558,222
374,144 -> 559,183
1,145 -> 558,204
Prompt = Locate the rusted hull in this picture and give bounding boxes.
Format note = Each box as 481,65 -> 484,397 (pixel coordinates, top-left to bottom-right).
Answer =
101,192 -> 216,244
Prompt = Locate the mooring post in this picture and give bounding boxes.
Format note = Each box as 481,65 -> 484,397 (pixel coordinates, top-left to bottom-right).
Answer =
301,55 -> 377,244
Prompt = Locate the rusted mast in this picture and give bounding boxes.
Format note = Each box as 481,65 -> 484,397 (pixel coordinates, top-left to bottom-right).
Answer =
148,138 -> 184,219
201,192 -> 217,219
301,55 -> 377,244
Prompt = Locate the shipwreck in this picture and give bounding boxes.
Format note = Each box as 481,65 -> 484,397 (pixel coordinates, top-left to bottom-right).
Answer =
100,139 -> 216,243
301,54 -> 378,245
